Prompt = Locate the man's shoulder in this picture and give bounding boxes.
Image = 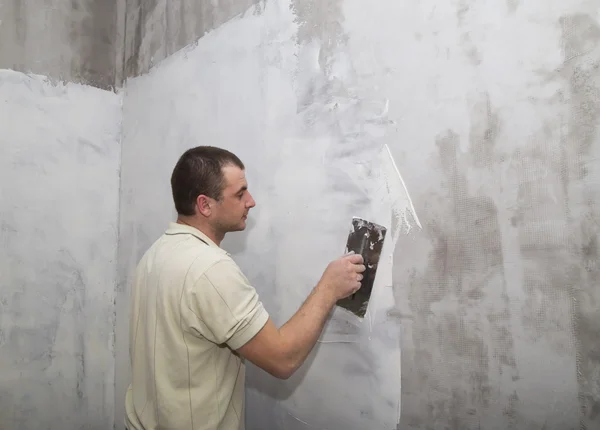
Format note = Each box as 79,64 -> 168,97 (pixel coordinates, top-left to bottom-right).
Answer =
191,253 -> 254,294
175,242 -> 235,282
197,254 -> 244,282
140,232 -> 234,282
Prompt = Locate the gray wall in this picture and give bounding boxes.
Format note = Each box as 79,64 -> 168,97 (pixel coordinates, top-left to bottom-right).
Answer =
1,3 -> 124,429
0,0 -> 123,90
0,2 -> 261,428
2,0 -> 599,429
121,0 -> 259,78
116,0 -> 600,429
0,0 -> 259,89
0,70 -> 122,429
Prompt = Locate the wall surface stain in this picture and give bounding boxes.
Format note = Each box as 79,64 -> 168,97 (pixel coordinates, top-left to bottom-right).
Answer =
399,129 -> 519,429
507,0 -> 519,14
468,93 -> 500,168
558,11 -> 600,429
456,1 -> 482,66
291,0 -> 345,73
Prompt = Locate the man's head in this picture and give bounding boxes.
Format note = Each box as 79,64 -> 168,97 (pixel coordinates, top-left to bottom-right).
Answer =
171,146 -> 255,237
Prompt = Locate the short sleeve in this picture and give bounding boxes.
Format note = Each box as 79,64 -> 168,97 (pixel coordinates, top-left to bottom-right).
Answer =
182,258 -> 269,350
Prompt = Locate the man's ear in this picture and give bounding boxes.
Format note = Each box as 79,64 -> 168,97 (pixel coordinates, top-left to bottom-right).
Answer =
196,195 -> 212,217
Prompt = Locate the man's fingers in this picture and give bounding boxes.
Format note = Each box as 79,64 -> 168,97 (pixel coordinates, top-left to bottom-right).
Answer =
344,253 -> 364,264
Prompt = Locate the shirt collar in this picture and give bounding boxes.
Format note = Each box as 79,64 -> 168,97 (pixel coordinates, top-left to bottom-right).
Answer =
165,222 -> 228,255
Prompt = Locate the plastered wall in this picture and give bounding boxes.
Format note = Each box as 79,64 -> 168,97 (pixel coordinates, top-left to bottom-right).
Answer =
1,0 -> 599,429
0,70 -> 122,429
115,0 -> 600,429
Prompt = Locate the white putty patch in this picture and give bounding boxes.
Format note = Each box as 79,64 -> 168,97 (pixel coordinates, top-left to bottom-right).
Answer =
381,143 -> 422,233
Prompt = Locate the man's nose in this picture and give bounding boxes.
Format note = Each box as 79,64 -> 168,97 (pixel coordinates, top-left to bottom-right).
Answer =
246,193 -> 256,208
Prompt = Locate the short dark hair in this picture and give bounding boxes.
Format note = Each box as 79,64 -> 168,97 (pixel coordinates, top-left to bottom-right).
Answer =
171,146 -> 245,216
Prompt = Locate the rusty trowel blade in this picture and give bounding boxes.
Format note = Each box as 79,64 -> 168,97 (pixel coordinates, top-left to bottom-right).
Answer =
336,217 -> 387,318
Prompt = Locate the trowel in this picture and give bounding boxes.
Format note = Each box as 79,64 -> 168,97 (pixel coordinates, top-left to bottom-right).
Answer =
336,217 -> 387,318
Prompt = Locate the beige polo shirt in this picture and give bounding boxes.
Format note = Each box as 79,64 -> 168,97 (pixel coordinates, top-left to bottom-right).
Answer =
125,222 -> 269,430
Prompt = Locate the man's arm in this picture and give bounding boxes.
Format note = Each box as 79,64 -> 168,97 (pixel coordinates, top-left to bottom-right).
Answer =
237,253 -> 365,379
236,283 -> 336,379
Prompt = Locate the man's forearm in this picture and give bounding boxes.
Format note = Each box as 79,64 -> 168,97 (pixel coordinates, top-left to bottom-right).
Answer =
278,283 -> 337,373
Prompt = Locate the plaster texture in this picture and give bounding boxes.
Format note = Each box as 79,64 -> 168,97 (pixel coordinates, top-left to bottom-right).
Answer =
115,0 -> 600,429
1,0 -> 599,429
0,70 -> 122,429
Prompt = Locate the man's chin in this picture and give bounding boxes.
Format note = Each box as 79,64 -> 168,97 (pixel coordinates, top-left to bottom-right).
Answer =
222,217 -> 249,233
231,221 -> 247,232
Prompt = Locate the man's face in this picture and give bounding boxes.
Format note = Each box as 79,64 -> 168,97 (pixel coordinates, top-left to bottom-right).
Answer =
211,165 -> 256,233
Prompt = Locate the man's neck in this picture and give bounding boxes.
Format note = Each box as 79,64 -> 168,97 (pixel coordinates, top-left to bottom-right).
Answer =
176,216 -> 224,246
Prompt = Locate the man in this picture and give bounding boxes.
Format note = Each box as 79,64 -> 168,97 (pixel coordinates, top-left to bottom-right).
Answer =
125,146 -> 365,430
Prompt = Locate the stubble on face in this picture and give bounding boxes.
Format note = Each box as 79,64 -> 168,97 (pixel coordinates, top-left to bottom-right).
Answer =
213,165 -> 254,234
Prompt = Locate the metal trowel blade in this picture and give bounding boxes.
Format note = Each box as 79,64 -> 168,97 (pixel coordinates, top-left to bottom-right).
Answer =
336,217 -> 387,318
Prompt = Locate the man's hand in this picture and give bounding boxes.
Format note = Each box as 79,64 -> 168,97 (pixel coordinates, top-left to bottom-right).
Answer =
316,253 -> 366,302
236,253 -> 366,380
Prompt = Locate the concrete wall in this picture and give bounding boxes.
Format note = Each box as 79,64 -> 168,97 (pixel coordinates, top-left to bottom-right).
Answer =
0,0 -> 259,90
0,70 -> 122,429
0,0 -> 123,90
116,0 -> 600,429
121,0 -> 260,78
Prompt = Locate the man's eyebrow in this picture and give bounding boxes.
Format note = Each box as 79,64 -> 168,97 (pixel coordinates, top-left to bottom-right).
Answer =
236,185 -> 248,194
